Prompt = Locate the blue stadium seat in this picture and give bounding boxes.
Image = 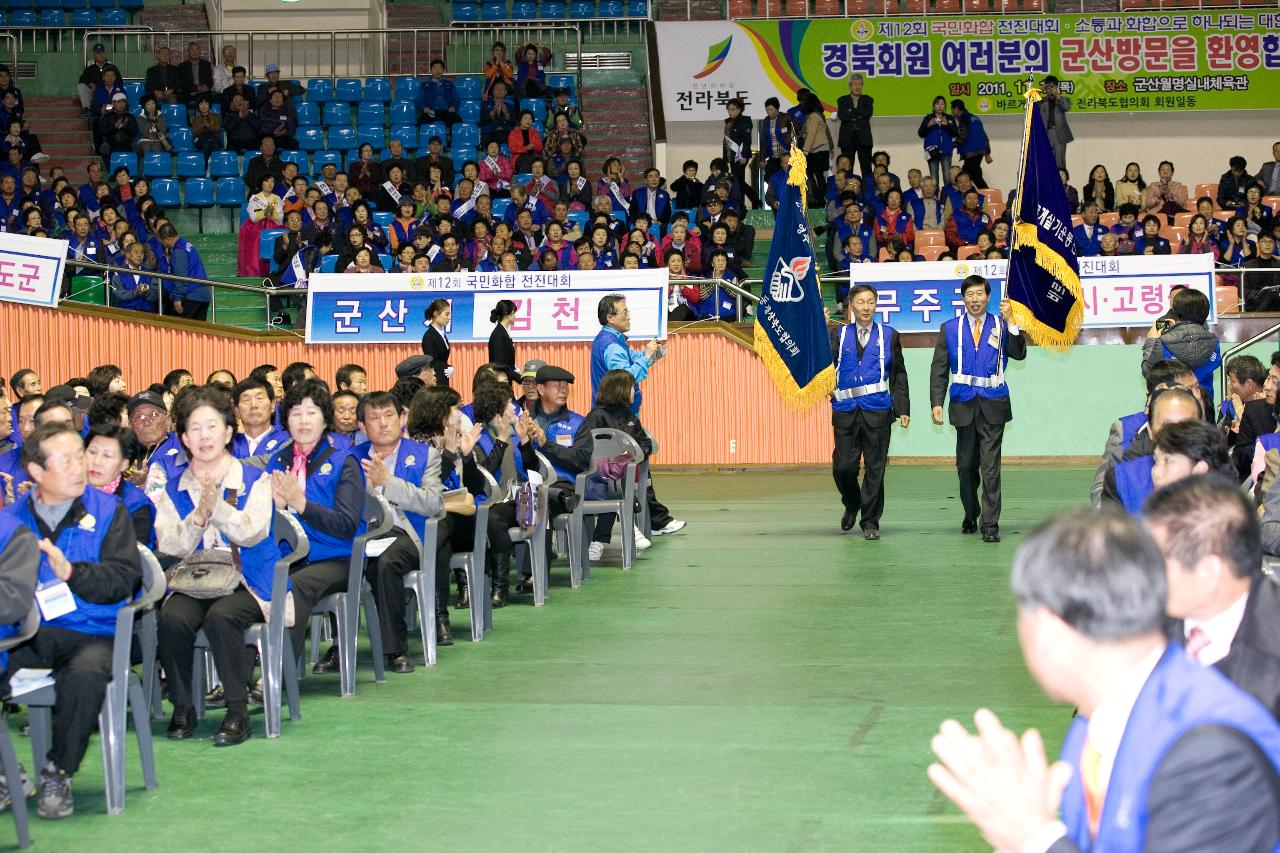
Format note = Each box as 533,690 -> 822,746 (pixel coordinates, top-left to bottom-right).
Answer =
280,149 -> 307,170
307,78 -> 334,104
161,103 -> 188,128
540,1 -> 566,16
356,102 -> 384,127
458,100 -> 481,124
343,149 -> 362,170
296,103 -> 319,127
89,0 -> 113,10
169,127 -> 194,152
319,255 -> 338,273
566,209 -> 588,232
35,0 -> 58,9
390,100 -> 416,125
451,123 -> 479,153
70,9 -> 96,27
519,98 -> 546,125
568,0 -> 594,16
260,229 -> 286,262
312,150 -> 341,171
371,211 -> 394,229
239,151 -> 259,176
356,126 -> 384,150
393,78 -> 418,104
9,11 -> 35,26
378,254 -> 394,272
452,1 -> 478,20
175,152 -> 205,177
514,171 -> 532,186
215,177 -> 246,206
117,0 -> 142,9
334,78 -> 362,102
322,102 -> 351,127
456,75 -> 483,101
101,8 -> 126,25
511,0 -> 537,16
208,150 -> 239,178
390,125 -> 417,149
183,178 -> 214,207
150,178 -> 180,207
39,9 -> 64,26
142,152 -> 172,177
625,0 -> 646,14
491,197 -> 511,219
328,126 -> 355,149
297,127 -> 324,151
364,77 -> 391,103
481,1 -> 507,18
599,0 -> 623,14
108,151 -> 136,177
419,121 -> 447,147
0,13 -> 8,26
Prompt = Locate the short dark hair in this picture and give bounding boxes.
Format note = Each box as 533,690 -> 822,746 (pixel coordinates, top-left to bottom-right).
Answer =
598,293 -> 626,325
472,375 -> 513,425
407,385 -> 461,440
281,361 -> 315,394
1226,354 -> 1267,388
335,363 -> 365,390
426,298 -> 450,322
1011,507 -> 1168,641
20,422 -> 81,470
1168,287 -> 1210,325
390,377 -> 425,413
846,284 -> 877,305
85,363 -> 123,397
249,364 -> 276,384
231,376 -> 274,405
1146,359 -> 1193,394
172,384 -> 236,439
357,390 -> 399,422
162,369 -> 192,392
9,368 -> 34,395
87,391 -> 129,430
280,378 -> 333,429
86,422 -> 144,466
960,274 -> 990,296
1229,155 -> 1247,170
1152,419 -> 1232,478
595,369 -> 635,408
1147,385 -> 1200,425
1144,474 -> 1260,580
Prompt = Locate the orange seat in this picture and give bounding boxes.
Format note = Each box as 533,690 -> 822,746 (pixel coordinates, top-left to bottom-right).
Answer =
1172,211 -> 1194,228
1100,212 -> 1120,227
931,0 -> 961,11
1194,183 -> 1220,201
811,0 -> 841,14
759,0 -> 781,15
783,0 -> 808,14
920,245 -> 947,261
1071,214 -> 1083,228
1003,0 -> 1042,9
1216,283 -> 1242,314
964,0 -> 997,10
1214,209 -> 1235,223
916,229 -> 946,248
1263,195 -> 1280,213
979,188 -> 1004,206
987,201 -> 1006,220
1166,236 -> 1182,255
1121,0 -> 1158,8
726,0 -> 753,14
844,0 -> 871,12
898,0 -> 924,9
958,244 -> 981,260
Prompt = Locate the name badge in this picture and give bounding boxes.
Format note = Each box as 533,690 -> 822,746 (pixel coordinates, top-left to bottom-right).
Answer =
987,331 -> 1000,350
35,580 -> 76,621
555,434 -> 572,447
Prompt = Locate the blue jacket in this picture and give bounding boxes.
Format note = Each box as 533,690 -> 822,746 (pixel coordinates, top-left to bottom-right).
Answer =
955,112 -> 989,158
1114,454 -> 1155,515
161,237 -> 210,304
631,187 -> 672,225
917,113 -> 956,157
109,268 -> 159,312
1059,644 -> 1280,852
591,326 -> 650,414
1162,341 -> 1220,391
352,439 -> 435,542
418,76 -> 459,113
1073,222 -> 1106,257
265,433 -> 366,563
117,479 -> 155,548
1118,411 -> 1147,453
833,323 -> 894,413
943,313 -> 1011,404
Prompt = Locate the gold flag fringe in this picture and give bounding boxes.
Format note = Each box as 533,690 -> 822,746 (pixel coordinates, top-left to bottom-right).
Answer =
753,321 -> 836,410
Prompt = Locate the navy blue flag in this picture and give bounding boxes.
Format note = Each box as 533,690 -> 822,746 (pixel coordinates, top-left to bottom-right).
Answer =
753,151 -> 834,409
1006,88 -> 1083,350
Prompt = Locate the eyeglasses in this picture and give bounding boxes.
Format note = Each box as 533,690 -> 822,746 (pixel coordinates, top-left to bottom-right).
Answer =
130,410 -> 166,425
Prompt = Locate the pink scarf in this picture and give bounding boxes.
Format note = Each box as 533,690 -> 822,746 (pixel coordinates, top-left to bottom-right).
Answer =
96,475 -> 123,496
290,444 -> 309,485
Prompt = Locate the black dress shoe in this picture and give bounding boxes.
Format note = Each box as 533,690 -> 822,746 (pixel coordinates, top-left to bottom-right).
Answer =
436,616 -> 454,647
982,529 -> 1001,543
386,654 -> 415,674
863,527 -> 880,541
204,684 -> 226,709
840,511 -> 856,532
311,644 -> 340,674
515,578 -> 534,594
248,681 -> 263,706
455,579 -> 470,610
212,712 -> 252,747
961,519 -> 978,534
491,586 -> 508,608
166,706 -> 196,740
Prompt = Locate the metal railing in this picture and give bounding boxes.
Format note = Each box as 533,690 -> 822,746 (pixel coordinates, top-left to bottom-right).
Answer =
2,24 -> 141,54
0,35 -> 15,79
672,276 -> 759,323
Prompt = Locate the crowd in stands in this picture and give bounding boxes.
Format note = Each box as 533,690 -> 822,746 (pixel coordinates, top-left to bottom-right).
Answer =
0,291 -> 684,817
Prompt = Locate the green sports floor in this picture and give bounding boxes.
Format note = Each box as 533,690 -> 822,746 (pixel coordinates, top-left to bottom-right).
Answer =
18,465 -> 1092,852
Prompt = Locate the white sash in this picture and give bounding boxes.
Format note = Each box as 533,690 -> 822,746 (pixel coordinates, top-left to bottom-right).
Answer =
290,248 -> 309,283
316,180 -> 331,197
248,195 -> 268,213
381,181 -> 402,204
608,180 -> 627,208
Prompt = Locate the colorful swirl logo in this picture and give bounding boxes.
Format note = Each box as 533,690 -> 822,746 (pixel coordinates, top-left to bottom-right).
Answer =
694,36 -> 732,79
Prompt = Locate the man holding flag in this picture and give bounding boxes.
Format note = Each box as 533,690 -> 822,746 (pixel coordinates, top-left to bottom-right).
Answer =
928,81 -> 1080,543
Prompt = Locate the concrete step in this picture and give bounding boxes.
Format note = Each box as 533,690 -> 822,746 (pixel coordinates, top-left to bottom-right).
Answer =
140,5 -> 210,31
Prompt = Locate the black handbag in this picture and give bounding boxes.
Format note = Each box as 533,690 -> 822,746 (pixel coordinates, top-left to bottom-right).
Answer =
165,488 -> 243,599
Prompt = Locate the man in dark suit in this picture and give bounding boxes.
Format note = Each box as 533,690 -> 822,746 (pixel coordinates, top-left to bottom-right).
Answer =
1146,475 -> 1280,719
176,41 -> 214,105
835,74 -> 873,179
828,285 -> 909,540
144,46 -> 180,105
1254,140 -> 1280,198
928,507 -> 1280,853
1222,354 -> 1275,481
929,275 -> 1026,542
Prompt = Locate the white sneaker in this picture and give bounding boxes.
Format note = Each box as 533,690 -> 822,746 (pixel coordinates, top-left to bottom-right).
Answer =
634,526 -> 651,550
652,519 -> 687,536
588,542 -> 605,561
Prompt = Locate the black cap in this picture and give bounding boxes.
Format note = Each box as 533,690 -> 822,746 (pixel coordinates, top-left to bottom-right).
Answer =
395,354 -> 434,378
722,207 -> 740,218
46,385 -> 91,412
126,390 -> 166,416
535,365 -> 574,384
92,42 -> 106,52
555,87 -> 570,96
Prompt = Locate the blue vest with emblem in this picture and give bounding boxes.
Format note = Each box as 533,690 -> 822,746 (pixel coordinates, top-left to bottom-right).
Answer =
1118,411 -> 1148,453
1114,455 -> 1155,515
165,464 -> 285,600
0,514 -> 27,668
0,446 -> 27,491
118,480 -> 155,549
1162,341 -> 1221,392
8,488 -> 131,637
231,427 -> 290,460
944,313 -> 1010,403
833,323 -> 894,413
535,408 -> 585,483
352,439 -> 432,542
473,426 -> 526,505
591,327 -> 643,413
1059,645 -> 1280,853
147,432 -> 189,486
265,433 -> 366,563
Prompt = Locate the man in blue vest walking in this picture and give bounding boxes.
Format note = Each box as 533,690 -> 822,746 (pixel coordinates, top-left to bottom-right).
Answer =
928,507 -> 1280,852
5,422 -> 142,819
829,285 -> 909,539
158,223 -> 211,321
929,274 -> 1026,542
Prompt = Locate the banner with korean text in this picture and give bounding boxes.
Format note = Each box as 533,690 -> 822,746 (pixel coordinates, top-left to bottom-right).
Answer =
843,254 -> 1214,334
0,232 -> 66,309
304,269 -> 668,344
656,14 -> 1280,120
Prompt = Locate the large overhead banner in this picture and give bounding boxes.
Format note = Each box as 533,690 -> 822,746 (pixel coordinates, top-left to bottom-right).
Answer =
656,14 -> 1280,120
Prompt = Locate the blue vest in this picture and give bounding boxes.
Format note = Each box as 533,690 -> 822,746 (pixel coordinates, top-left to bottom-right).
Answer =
921,117 -> 954,157
0,514 -> 27,668
231,427 -> 290,460
1073,223 -> 1106,257
1114,455 -> 1155,515
112,269 -> 157,313
534,408 -> 585,483
265,433 -> 366,563
8,488 -> 130,637
1118,411 -> 1148,453
163,238 -> 210,303
833,323 -> 894,413
147,432 -> 188,487
1162,341 -> 1221,392
352,439 -> 433,542
0,446 -> 27,491
1259,432 -> 1280,455
944,313 -> 1010,404
591,327 -> 642,414
1060,644 -> 1280,853
165,464 -> 284,600
117,480 -> 155,549
474,426 -> 527,493
957,113 -> 989,157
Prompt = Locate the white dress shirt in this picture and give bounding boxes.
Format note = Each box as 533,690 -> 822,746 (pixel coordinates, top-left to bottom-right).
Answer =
1184,591 -> 1249,667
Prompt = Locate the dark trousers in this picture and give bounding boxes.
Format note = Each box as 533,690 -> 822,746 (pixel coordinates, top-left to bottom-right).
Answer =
174,299 -> 209,321
9,626 -> 113,775
955,408 -> 1005,531
364,527 -> 420,658
592,480 -> 670,543
729,161 -> 762,210
420,109 -> 461,126
287,558 -> 351,658
157,588 -> 262,712
961,154 -> 987,189
850,144 -> 873,179
832,408 -> 892,529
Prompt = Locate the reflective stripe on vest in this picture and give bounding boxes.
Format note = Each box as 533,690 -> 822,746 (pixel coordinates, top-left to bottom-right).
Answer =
834,322 -> 888,399
955,314 -> 1005,388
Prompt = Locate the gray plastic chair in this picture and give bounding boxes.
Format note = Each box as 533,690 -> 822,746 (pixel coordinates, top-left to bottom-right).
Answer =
453,473 -> 494,642
571,429 -> 645,575
23,544 -> 163,815
192,512 -> 309,738
402,516 -> 440,666
0,601 -> 41,847
539,453 -> 585,590
304,492 -> 393,695
514,452 -> 553,606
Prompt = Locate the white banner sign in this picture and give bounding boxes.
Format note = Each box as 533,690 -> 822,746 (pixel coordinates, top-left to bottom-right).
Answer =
656,21 -> 777,123
0,232 -> 67,308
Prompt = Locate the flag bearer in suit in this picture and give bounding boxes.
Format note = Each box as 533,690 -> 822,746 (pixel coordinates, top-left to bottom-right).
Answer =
929,274 -> 1027,543
829,284 -> 909,540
